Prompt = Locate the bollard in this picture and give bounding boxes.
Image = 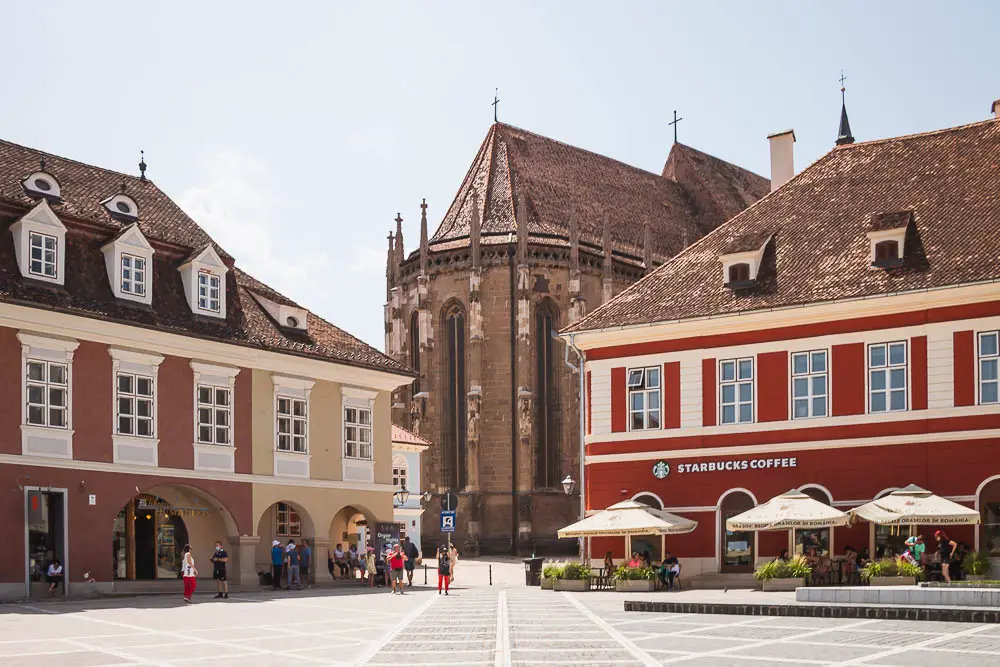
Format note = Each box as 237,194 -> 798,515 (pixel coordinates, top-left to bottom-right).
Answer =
424,563 -> 427,585
489,564 -> 493,586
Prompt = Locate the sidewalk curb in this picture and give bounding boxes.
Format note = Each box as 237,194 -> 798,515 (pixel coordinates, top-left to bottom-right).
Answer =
624,600 -> 1000,623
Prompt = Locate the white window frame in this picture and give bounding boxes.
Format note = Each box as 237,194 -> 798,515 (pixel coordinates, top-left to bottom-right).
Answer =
197,270 -> 222,313
120,253 -> 147,297
627,365 -> 661,431
277,396 -> 308,453
275,502 -> 301,537
197,384 -> 232,445
392,454 -> 408,489
272,376 -> 314,479
720,357 -> 754,425
191,362 -> 240,473
11,200 -> 66,286
867,341 -> 908,414
978,331 -> 999,406
25,359 -> 69,428
791,349 -> 829,419
342,386 -> 378,484
344,404 -> 373,460
28,231 -> 58,279
398,521 -> 408,540
108,348 -> 163,466
18,333 -> 77,459
115,371 -> 155,438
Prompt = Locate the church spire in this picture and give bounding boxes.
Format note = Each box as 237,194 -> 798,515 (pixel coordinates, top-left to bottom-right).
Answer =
395,213 -> 405,267
836,71 -> 855,146
419,199 -> 429,275
386,231 -> 395,294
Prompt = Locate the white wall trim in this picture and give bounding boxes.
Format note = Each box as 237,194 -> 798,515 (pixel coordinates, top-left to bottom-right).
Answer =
797,483 -> 834,504
342,386 -> 379,401
630,491 -> 665,509
109,346 -> 164,367
585,427 -> 1000,465
717,487 -> 759,507
272,375 -> 316,392
17,332 -> 79,353
975,475 -> 1000,508
190,361 -> 241,380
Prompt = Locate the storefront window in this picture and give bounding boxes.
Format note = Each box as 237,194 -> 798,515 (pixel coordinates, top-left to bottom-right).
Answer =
27,490 -> 64,585
720,491 -> 755,572
981,479 -> 1000,556
113,495 -> 191,580
794,488 -> 831,556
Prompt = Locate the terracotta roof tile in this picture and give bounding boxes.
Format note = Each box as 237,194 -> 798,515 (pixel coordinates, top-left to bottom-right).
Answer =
392,424 -> 431,447
566,118 -> 1000,333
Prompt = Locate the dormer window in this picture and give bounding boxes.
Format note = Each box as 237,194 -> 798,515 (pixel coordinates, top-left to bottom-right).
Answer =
178,245 -> 228,319
21,170 -> 62,202
11,200 -> 66,285
248,290 -> 309,332
867,210 -> 912,269
719,233 -> 772,289
102,224 -> 154,305
101,193 -> 139,222
198,271 -> 222,312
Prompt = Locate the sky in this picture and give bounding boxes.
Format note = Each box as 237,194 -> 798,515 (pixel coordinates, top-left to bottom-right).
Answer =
3,2 -> 998,348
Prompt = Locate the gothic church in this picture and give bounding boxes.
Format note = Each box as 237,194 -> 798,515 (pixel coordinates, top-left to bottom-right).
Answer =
385,122 -> 769,554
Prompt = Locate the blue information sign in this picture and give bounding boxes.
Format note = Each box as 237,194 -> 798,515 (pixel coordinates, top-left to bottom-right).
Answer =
440,510 -> 456,533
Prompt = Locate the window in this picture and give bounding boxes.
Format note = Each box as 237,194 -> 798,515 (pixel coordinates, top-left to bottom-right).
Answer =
398,521 -> 408,540
197,271 -> 221,312
25,360 -> 68,428
120,254 -> 147,297
869,342 -> 907,413
344,406 -> 372,460
535,302 -> 560,486
628,366 -> 661,430
392,454 -> 408,489
275,502 -> 301,537
276,396 -> 307,452
792,350 -> 828,418
874,240 -> 899,263
197,385 -> 231,445
410,310 -> 421,396
980,331 -> 999,405
720,357 -> 754,424
444,304 -> 467,489
28,232 -> 58,278
116,372 -> 154,437
728,263 -> 751,284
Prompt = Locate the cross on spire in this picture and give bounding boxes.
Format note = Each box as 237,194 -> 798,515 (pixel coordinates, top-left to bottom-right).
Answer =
839,69 -> 848,91
668,109 -> 683,144
492,88 -> 500,123
395,212 -> 403,225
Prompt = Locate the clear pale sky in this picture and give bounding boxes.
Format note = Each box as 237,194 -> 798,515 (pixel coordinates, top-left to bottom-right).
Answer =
4,2 -> 998,347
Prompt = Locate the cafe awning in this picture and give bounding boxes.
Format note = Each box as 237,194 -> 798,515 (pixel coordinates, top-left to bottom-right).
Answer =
847,484 -> 980,526
726,489 -> 848,531
557,500 -> 698,538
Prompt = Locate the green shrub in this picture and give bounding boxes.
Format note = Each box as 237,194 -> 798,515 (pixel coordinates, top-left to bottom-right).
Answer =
753,555 -> 813,581
613,565 -> 657,581
860,557 -> 923,581
562,563 -> 593,580
964,551 -> 991,576
542,564 -> 564,580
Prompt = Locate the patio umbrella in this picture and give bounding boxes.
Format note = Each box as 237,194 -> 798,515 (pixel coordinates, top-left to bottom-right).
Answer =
725,489 -> 848,530
847,484 -> 980,526
557,500 -> 698,538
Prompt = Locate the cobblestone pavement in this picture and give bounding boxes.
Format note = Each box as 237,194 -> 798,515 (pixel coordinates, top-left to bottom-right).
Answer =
3,583 -> 1000,666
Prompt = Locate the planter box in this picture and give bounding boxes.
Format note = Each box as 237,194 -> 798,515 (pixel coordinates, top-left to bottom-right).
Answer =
540,578 -> 554,590
615,579 -> 655,592
966,574 -> 988,582
762,578 -> 805,592
869,576 -> 917,586
554,579 -> 590,592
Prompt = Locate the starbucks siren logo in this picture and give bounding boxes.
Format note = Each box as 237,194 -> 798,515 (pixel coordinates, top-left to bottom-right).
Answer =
651,460 -> 670,479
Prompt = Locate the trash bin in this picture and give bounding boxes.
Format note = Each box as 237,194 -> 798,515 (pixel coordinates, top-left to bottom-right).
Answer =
523,557 -> 544,586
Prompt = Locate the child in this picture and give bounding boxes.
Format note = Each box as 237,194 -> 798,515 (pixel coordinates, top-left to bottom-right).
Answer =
437,545 -> 451,595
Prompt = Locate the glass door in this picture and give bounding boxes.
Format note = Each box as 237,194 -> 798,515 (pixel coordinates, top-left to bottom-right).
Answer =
720,492 -> 755,572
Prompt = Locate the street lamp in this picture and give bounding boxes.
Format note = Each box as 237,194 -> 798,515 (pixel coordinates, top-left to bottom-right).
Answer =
393,487 -> 410,507
421,490 -> 433,503
561,475 -> 576,496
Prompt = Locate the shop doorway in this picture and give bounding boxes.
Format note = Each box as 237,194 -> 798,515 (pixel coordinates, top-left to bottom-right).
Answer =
794,487 -> 833,557
632,493 -> 665,563
113,494 -> 193,580
979,477 -> 1000,557
720,491 -> 755,572
25,488 -> 67,597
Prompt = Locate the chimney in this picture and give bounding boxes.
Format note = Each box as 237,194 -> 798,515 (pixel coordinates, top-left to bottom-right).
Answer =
992,99 -> 1000,120
767,129 -> 796,192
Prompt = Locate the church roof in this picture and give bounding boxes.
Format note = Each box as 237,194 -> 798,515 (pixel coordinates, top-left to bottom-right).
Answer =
427,123 -> 768,262
0,137 -> 411,377
564,117 -> 1000,333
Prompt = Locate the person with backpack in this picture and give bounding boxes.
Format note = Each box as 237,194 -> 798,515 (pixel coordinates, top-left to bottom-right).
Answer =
437,545 -> 451,595
181,544 -> 198,603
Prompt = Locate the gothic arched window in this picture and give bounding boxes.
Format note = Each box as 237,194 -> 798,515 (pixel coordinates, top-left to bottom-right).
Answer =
444,303 -> 467,490
534,300 -> 560,488
409,310 -> 420,395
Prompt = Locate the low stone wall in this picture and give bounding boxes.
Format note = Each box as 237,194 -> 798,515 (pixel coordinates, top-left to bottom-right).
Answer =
797,586 -> 1000,607
624,600 -> 1000,623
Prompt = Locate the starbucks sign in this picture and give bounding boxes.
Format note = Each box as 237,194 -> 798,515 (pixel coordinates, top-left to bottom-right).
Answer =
652,460 -> 670,479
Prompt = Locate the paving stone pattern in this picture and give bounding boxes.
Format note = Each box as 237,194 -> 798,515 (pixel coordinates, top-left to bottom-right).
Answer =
2,586 -> 999,666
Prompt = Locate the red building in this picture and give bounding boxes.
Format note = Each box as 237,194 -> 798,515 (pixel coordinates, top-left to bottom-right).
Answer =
563,99 -> 1000,579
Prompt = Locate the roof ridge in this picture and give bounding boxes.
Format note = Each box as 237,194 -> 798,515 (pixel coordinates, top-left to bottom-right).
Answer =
0,137 -> 149,186
834,116 -> 999,150
666,142 -> 770,182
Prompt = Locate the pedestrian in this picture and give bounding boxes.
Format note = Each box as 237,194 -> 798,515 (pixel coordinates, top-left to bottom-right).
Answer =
447,543 -> 459,582
300,539 -> 312,588
935,530 -> 958,583
270,539 -> 284,589
181,544 -> 198,603
388,543 -> 407,594
402,536 -> 420,587
437,545 -> 451,595
349,543 -> 360,579
285,539 -> 301,589
46,559 -> 63,594
365,546 -> 376,588
210,540 -> 229,599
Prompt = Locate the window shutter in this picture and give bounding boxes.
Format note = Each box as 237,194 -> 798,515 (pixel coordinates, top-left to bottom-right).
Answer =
610,367 -> 626,433
757,351 -> 788,422
663,361 -> 681,428
831,343 -> 865,416
911,335 -> 928,410
953,330 -> 975,406
702,358 -> 716,427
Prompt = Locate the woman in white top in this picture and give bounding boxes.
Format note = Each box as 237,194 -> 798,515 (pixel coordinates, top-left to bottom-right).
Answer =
181,544 -> 198,603
46,559 -> 63,593
447,544 -> 459,582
